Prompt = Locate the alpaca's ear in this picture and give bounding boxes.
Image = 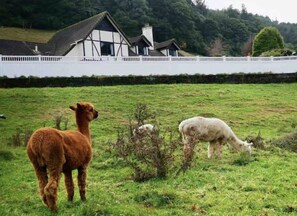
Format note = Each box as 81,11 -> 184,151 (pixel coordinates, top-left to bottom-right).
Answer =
70,105 -> 76,111
76,103 -> 84,110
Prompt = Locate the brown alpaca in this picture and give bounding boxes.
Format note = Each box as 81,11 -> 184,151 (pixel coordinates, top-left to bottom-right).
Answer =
27,102 -> 98,212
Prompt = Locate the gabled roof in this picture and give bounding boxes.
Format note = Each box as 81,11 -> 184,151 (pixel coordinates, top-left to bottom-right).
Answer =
0,39 -> 37,55
129,35 -> 152,47
154,39 -> 180,50
148,49 -> 165,56
47,11 -> 131,56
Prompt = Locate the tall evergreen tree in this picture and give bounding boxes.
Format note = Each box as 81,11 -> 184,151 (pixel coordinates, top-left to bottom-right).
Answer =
252,26 -> 284,56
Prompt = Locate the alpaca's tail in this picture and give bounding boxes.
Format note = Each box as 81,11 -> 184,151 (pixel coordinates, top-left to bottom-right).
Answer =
27,130 -> 47,167
178,122 -> 187,143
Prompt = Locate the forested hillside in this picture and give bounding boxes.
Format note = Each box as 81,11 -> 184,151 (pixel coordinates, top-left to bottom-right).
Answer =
1,0 -> 297,56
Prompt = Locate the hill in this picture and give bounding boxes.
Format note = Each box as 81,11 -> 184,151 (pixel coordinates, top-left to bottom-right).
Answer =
1,0 -> 297,56
0,27 -> 55,43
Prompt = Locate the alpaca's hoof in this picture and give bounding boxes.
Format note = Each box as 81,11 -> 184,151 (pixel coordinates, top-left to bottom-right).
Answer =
50,206 -> 58,213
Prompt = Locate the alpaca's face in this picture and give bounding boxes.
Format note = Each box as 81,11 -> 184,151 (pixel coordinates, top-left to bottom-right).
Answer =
244,141 -> 253,154
70,102 -> 99,121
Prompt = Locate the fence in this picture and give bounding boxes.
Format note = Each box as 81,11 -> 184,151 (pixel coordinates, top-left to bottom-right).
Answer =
1,55 -> 297,78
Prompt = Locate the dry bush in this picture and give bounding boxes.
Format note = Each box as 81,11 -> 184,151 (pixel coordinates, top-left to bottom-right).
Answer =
246,131 -> 265,149
113,126 -> 179,181
9,128 -> 33,147
134,103 -> 155,126
272,131 -> 297,152
111,104 -> 179,182
53,113 -> 69,130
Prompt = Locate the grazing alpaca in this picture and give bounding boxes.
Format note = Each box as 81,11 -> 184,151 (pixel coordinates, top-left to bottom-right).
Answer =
179,117 -> 252,160
27,102 -> 98,212
133,124 -> 155,136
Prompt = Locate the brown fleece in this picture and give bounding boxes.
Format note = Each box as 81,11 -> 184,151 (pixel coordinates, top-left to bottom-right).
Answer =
27,102 -> 98,212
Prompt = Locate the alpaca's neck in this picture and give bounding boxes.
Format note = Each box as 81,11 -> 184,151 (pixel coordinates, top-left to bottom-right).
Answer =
76,118 -> 91,143
228,131 -> 244,149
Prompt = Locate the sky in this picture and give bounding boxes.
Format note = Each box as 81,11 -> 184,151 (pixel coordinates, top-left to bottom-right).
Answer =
204,0 -> 297,23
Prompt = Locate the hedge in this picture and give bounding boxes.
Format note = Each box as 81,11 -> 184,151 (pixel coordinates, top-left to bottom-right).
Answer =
0,73 -> 296,88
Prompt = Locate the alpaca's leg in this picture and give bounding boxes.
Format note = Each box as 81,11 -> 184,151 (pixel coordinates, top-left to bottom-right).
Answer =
44,167 -> 62,212
208,142 -> 215,159
217,143 -> 224,160
77,166 -> 87,201
64,171 -> 74,201
33,165 -> 48,206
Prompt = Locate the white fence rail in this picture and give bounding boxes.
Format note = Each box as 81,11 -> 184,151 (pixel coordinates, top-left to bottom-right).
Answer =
1,55 -> 297,78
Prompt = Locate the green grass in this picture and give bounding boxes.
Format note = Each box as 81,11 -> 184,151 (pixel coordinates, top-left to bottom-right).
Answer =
0,84 -> 297,215
0,27 -> 55,43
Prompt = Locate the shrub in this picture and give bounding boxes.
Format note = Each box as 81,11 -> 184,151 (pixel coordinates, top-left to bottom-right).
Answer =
252,26 -> 284,56
260,48 -> 293,57
111,104 -> 179,181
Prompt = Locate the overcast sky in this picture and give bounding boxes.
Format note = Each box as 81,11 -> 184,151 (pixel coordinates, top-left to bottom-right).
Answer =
204,0 -> 297,23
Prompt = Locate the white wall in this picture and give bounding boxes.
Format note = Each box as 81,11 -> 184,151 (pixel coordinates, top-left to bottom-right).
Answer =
1,56 -> 297,78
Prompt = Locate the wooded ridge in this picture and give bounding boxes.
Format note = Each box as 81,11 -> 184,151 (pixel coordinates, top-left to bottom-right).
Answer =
1,0 -> 296,56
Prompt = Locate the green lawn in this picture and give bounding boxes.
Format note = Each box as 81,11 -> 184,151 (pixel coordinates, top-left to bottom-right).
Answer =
0,27 -> 55,43
0,84 -> 297,215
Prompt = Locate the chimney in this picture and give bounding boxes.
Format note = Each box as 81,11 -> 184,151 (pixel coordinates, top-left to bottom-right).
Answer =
142,24 -> 154,50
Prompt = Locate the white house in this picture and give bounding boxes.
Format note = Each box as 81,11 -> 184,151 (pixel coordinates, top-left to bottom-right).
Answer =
46,11 -> 131,57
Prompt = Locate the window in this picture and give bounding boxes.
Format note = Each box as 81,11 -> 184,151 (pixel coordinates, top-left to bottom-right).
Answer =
101,42 -> 114,56
169,49 -> 177,56
138,46 -> 148,56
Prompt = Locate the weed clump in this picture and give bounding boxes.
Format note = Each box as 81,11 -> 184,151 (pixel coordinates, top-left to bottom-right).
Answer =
53,113 -> 69,130
0,150 -> 15,160
134,191 -> 176,207
9,128 -> 33,147
272,131 -> 297,152
246,131 -> 265,149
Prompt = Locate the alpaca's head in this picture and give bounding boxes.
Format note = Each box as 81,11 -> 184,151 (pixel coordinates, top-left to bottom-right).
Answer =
243,141 -> 253,155
70,102 -> 98,122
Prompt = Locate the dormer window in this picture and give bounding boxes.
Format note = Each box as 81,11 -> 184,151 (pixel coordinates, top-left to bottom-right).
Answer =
138,46 -> 148,56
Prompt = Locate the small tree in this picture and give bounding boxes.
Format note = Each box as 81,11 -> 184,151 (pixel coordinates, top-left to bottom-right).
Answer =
252,26 -> 284,56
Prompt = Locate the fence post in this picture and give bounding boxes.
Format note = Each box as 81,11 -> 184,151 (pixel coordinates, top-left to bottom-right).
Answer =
0,55 -> 2,76
140,55 -> 143,62
38,55 -> 41,62
169,55 -> 172,61
270,56 -> 274,61
247,56 -> 251,61
196,55 -> 200,61
223,56 -> 226,61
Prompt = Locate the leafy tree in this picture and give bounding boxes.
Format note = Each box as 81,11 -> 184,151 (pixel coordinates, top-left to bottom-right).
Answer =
252,26 -> 284,56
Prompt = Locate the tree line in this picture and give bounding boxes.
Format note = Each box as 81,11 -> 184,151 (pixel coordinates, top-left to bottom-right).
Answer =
1,0 -> 296,56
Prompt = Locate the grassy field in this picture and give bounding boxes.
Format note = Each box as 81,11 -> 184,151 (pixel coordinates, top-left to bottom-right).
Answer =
0,27 -> 55,43
0,84 -> 297,215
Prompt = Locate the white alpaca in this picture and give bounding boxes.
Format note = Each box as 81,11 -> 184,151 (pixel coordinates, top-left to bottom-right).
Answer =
133,124 -> 155,136
179,117 -> 252,159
